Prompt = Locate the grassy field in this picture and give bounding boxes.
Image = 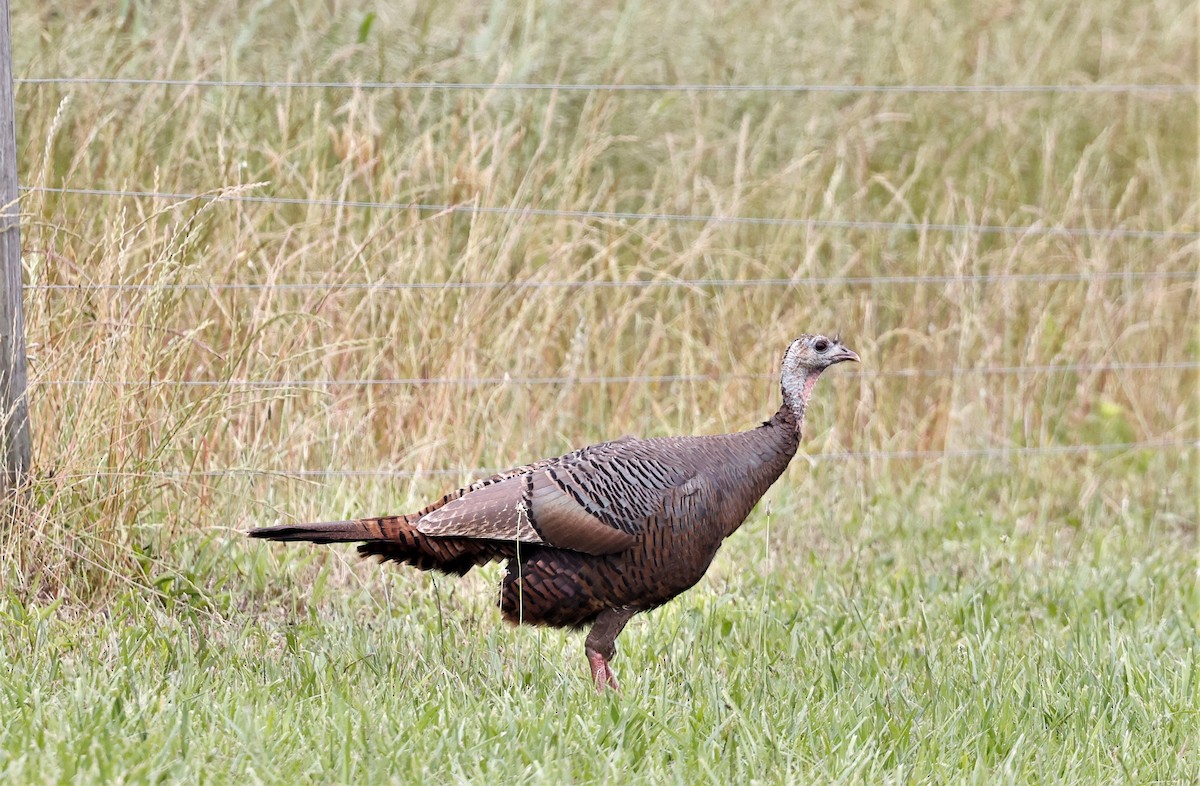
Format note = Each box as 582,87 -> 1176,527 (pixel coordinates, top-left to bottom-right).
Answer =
2,0 -> 1197,782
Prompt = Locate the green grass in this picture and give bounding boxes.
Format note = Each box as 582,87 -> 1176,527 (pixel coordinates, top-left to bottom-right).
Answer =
1,0 -> 1197,782
2,466 -> 1196,783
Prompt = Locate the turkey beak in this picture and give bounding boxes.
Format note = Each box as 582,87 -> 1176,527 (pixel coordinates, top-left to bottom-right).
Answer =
832,347 -> 859,364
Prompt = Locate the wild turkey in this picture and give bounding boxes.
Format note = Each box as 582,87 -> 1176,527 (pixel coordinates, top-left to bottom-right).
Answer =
249,334 -> 858,692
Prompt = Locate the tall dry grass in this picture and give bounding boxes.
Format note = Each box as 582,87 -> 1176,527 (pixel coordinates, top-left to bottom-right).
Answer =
3,0 -> 1196,600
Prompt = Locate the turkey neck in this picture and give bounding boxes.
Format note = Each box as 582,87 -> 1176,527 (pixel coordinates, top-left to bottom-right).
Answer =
778,366 -> 823,437
706,378 -> 809,541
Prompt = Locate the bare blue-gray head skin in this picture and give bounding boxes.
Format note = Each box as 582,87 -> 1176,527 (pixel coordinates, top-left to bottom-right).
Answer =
780,333 -> 859,429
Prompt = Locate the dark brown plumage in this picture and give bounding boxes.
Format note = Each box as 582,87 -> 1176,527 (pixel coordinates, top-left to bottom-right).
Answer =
249,334 -> 858,691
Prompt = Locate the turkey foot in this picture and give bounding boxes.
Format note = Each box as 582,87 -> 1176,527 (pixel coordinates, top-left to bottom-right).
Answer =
588,651 -> 620,693
585,607 -> 636,693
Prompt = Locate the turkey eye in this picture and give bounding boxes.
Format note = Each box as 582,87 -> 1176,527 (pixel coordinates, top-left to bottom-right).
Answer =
814,340 -> 829,352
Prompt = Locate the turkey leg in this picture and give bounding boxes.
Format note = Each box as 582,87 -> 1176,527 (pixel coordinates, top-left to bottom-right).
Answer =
585,606 -> 636,693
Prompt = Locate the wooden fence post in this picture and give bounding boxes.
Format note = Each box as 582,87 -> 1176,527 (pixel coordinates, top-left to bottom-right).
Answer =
0,0 -> 30,496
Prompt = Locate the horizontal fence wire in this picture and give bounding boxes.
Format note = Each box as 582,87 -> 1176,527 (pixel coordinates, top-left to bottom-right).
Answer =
22,186 -> 1200,241
50,440 -> 1199,481
15,77 -> 1200,94
23,272 -> 1199,292
31,362 -> 1200,389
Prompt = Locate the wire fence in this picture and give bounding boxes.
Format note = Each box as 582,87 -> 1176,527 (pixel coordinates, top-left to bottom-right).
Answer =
17,76 -> 1200,94
24,272 -> 1199,292
19,187 -> 1199,302
18,74 -> 1199,478
22,185 -> 1200,241
31,361 -> 1200,389
50,440 -> 1200,482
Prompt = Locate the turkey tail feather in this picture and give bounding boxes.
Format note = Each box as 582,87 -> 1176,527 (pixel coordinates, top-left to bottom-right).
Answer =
248,516 -> 512,576
247,518 -> 400,544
